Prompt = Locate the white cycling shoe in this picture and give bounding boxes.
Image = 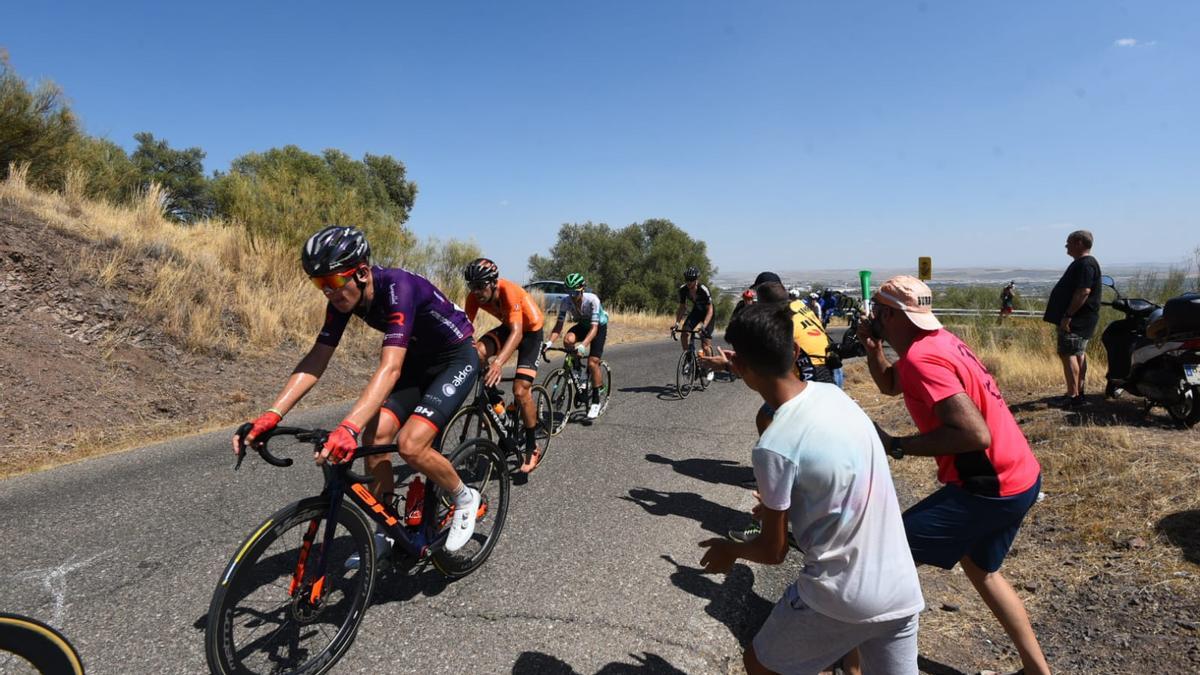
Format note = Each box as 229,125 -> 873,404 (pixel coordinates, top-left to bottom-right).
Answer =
444,487 -> 481,552
587,402 -> 601,419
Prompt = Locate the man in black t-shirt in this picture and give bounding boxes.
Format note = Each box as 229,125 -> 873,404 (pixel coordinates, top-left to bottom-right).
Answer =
1043,230 -> 1102,408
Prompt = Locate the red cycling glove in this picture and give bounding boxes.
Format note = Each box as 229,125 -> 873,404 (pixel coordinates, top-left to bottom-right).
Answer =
246,410 -> 282,444
323,421 -> 362,464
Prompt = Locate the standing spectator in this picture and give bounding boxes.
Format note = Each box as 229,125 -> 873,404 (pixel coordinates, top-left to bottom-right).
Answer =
1043,230 -> 1102,408
858,275 -> 1050,675
700,302 -> 924,675
998,281 -> 1015,323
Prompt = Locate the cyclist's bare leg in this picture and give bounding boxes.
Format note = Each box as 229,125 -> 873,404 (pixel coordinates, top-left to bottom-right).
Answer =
562,332 -> 577,351
396,417 -> 464,494
361,410 -> 399,501
514,374 -> 541,472
680,330 -> 691,352
588,355 -> 603,389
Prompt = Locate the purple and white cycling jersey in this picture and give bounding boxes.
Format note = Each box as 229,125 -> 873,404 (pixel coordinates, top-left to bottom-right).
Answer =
316,266 -> 474,355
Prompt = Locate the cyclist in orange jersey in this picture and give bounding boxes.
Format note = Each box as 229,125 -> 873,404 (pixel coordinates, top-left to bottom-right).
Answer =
463,258 -> 547,472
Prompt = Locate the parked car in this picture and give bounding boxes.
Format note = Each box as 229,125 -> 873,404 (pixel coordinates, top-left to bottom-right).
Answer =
524,280 -> 571,311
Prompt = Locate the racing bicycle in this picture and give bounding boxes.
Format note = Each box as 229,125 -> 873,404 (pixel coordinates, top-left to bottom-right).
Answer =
540,346 -> 612,433
670,326 -> 715,398
441,377 -> 555,475
206,426 -> 509,675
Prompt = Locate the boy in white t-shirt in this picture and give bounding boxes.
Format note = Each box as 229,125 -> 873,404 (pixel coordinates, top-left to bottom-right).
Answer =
699,303 -> 924,675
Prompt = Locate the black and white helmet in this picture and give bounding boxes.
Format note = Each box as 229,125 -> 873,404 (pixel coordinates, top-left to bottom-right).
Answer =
463,257 -> 500,284
684,266 -> 700,281
301,226 -> 370,276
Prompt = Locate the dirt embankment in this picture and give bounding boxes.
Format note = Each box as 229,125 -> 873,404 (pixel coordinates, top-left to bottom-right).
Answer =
0,203 -> 378,476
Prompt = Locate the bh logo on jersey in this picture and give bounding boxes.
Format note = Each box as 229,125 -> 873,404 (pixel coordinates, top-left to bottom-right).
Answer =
442,363 -> 474,397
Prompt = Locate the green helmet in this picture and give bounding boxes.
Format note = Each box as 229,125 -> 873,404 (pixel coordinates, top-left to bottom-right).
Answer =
565,273 -> 586,291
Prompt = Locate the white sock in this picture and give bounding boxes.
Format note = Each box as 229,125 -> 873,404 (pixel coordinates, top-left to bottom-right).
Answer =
452,481 -> 473,508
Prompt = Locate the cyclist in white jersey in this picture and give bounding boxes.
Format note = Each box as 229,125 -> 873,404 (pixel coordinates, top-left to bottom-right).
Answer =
545,273 -> 609,419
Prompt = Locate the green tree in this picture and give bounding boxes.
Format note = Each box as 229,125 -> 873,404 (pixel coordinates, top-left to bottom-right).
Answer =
131,132 -> 211,220
210,145 -> 418,262
0,50 -> 79,188
528,218 -> 720,315
65,136 -> 139,202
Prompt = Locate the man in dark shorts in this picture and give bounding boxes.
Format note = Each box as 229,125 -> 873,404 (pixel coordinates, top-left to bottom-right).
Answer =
859,275 -> 1050,675
673,266 -> 716,382
463,257 -> 546,473
1043,230 -> 1102,408
233,225 -> 482,560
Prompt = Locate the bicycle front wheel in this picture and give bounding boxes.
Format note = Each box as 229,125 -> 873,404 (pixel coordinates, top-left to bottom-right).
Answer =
205,497 -> 376,675
441,403 -> 493,453
432,438 -> 511,578
0,613 -> 84,675
676,351 -> 694,398
542,370 -> 573,436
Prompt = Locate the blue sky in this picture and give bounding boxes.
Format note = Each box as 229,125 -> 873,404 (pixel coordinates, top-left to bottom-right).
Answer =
5,1 -> 1198,281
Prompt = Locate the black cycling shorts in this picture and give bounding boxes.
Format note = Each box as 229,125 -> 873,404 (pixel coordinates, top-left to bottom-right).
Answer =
683,310 -> 715,339
381,340 -> 479,432
481,325 -> 544,379
567,322 -> 607,359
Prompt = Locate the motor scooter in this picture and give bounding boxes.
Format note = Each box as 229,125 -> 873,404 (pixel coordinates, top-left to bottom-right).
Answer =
1100,275 -> 1200,426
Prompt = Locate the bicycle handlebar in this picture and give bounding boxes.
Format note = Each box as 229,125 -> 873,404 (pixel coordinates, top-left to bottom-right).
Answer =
670,326 -> 704,341
233,425 -> 390,484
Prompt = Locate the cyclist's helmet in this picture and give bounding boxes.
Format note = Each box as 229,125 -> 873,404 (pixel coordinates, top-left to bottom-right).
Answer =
684,266 -> 700,281
565,273 -> 586,291
463,257 -> 500,284
302,225 -> 370,276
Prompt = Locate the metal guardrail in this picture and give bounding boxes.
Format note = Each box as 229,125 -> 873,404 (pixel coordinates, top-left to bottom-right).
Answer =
933,308 -> 1041,317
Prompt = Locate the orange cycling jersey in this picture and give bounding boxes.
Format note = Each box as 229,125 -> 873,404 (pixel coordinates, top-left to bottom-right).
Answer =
465,279 -> 544,332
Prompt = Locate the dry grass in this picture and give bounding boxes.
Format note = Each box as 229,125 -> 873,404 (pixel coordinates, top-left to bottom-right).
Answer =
1,162 -> 377,358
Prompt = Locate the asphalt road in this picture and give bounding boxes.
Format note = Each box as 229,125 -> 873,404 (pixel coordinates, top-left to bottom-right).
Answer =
0,339 -> 805,675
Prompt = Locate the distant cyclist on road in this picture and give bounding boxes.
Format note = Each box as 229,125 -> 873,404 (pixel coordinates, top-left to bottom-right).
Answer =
463,257 -> 546,473
232,225 -> 482,563
673,266 -> 716,383
545,273 -> 609,419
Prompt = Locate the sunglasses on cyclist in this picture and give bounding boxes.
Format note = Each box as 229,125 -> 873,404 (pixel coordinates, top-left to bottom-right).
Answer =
310,267 -> 360,292
468,281 -> 493,291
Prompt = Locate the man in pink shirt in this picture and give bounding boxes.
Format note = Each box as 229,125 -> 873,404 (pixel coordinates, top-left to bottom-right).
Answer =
858,276 -> 1050,675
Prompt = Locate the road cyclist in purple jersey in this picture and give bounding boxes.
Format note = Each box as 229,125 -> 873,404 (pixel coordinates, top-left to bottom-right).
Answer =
232,225 -> 482,566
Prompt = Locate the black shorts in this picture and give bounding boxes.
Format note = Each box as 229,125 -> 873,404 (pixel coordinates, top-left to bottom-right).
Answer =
481,325 -> 544,380
683,310 -> 714,339
567,322 -> 607,358
381,340 -> 479,432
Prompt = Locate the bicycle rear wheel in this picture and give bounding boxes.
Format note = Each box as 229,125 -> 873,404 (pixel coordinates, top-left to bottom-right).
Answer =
205,497 -> 376,675
676,351 -> 694,398
432,438 -> 510,578
542,370 -> 573,435
0,613 -> 84,675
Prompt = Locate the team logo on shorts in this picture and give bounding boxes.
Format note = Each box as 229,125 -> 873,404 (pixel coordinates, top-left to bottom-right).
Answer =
442,383 -> 456,397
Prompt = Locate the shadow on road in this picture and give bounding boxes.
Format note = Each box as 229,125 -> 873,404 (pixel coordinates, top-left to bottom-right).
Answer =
644,453 -> 753,488
621,487 -> 746,536
660,554 -> 771,647
617,384 -> 679,401
512,650 -> 688,674
1157,510 -> 1200,564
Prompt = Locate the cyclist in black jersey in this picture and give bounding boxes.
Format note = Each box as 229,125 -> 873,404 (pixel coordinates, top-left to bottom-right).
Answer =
673,267 -> 715,381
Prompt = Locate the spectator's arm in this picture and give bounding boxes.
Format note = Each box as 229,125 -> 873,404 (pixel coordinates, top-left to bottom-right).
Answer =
892,392 -> 991,456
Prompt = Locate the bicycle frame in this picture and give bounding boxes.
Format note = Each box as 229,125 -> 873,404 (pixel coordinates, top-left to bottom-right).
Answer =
231,427 -> 464,604
452,379 -> 524,455
544,347 -> 596,400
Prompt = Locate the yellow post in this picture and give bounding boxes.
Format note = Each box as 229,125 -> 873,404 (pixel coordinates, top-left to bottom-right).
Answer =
918,257 -> 932,281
